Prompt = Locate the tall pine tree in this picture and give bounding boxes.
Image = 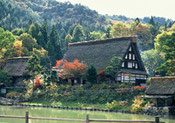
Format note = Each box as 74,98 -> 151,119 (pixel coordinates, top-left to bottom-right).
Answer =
47,25 -> 62,66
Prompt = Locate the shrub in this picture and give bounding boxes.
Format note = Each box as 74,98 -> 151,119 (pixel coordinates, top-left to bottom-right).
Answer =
130,96 -> 144,112
106,100 -> 122,110
6,91 -> 22,99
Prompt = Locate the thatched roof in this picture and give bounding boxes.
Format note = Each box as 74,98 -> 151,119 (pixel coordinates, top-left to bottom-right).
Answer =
145,76 -> 175,95
3,57 -> 30,76
64,37 -> 146,74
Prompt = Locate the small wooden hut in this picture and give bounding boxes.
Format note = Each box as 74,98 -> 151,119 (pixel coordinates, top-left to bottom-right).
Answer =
145,76 -> 175,107
3,57 -> 31,86
64,37 -> 147,85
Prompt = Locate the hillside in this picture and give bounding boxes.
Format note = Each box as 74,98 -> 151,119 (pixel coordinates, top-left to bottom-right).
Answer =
0,0 -> 109,32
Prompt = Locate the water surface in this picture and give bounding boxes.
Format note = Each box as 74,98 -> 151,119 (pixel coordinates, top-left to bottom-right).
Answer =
0,105 -> 175,123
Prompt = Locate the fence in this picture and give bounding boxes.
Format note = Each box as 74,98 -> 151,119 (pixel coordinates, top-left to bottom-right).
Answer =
0,111 -> 165,123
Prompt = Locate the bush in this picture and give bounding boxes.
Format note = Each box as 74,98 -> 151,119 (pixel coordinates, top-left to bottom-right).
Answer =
6,91 -> 22,99
130,96 -> 144,112
106,100 -> 123,110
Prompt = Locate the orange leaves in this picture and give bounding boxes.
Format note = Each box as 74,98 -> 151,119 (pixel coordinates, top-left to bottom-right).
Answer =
133,86 -> 146,91
55,59 -> 63,67
34,77 -> 43,87
55,59 -> 87,79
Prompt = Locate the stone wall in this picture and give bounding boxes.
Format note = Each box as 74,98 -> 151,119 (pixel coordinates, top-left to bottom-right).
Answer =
145,106 -> 175,116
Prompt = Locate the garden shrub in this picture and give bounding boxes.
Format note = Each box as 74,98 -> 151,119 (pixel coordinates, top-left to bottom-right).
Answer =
130,96 -> 144,112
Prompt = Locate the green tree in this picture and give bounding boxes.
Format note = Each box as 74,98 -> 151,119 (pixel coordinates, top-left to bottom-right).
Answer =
89,31 -> 102,40
12,28 -> 25,36
65,34 -> 72,50
135,18 -> 140,26
86,65 -> 97,84
47,25 -> 62,66
19,33 -> 37,52
110,21 -> 132,37
26,53 -> 42,95
155,31 -> 175,75
72,24 -> 85,42
105,56 -> 122,81
149,16 -> 155,26
41,19 -> 49,49
0,28 -> 16,59
141,49 -> 164,76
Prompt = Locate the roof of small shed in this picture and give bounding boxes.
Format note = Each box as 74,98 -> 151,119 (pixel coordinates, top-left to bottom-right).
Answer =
3,57 -> 30,76
145,76 -> 175,95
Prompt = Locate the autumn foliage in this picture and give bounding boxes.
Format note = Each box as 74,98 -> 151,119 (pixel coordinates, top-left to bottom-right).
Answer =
34,77 -> 43,87
133,86 -> 146,91
55,59 -> 87,79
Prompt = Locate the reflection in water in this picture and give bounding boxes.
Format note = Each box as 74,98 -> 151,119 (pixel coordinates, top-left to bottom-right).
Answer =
0,105 -> 175,123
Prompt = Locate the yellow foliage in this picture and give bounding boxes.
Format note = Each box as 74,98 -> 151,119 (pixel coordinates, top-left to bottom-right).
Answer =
130,96 -> 144,112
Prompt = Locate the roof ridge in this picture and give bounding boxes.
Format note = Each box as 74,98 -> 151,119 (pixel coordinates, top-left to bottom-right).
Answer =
69,36 -> 137,47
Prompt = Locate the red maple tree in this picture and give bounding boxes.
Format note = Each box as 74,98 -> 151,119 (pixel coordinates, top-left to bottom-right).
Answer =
55,59 -> 87,79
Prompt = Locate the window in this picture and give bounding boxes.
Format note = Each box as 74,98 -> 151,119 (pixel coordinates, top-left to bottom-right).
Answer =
135,63 -> 138,69
129,53 -> 132,59
125,55 -> 128,59
133,54 -> 135,60
122,62 -> 125,67
128,62 -> 132,68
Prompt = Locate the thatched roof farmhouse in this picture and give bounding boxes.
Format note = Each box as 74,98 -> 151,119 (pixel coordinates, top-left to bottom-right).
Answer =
145,76 -> 175,107
64,37 -> 147,86
3,57 -> 31,86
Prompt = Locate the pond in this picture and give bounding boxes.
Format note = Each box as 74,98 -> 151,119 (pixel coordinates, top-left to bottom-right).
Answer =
0,105 -> 175,123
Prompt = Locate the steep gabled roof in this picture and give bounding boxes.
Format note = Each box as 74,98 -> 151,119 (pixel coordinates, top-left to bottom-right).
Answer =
64,36 -> 146,75
145,77 -> 175,95
3,57 -> 30,76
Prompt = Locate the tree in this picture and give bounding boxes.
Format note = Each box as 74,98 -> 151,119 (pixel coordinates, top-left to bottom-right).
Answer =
89,31 -> 102,40
135,23 -> 152,51
110,21 -> 132,37
19,33 -> 37,53
141,49 -> 164,76
72,24 -> 85,42
105,25 -> 112,38
155,31 -> 175,75
47,25 -> 62,65
26,53 -> 42,94
56,59 -> 87,79
0,28 -> 16,59
149,16 -> 155,26
65,34 -> 72,50
28,23 -> 40,41
41,19 -> 49,49
105,56 -> 122,81
12,28 -> 25,36
86,65 -> 97,84
135,18 -> 140,26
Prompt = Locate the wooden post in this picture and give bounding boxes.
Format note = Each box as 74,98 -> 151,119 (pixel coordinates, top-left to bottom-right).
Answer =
86,114 -> 89,123
25,111 -> 29,123
155,116 -> 159,123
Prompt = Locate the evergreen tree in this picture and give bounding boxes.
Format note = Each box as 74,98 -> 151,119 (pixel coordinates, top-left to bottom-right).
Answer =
72,24 -> 85,42
41,19 -> 49,49
149,16 -> 155,26
48,25 -> 62,66
135,17 -> 140,25
65,34 -> 72,50
86,65 -> 97,84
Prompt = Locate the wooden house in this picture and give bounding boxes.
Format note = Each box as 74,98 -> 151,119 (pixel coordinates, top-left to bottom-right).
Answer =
63,37 -> 147,85
145,76 -> 175,107
3,57 -> 31,87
